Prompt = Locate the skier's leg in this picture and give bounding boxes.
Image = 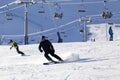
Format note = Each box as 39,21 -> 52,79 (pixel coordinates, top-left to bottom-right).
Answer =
110,35 -> 113,41
16,47 -> 25,56
111,35 -> 113,41
44,53 -> 54,62
50,52 -> 63,61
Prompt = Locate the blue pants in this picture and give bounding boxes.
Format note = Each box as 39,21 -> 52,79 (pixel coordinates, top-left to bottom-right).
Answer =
109,35 -> 113,41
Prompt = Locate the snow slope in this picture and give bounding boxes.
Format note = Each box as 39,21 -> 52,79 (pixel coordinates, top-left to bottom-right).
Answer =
87,23 -> 120,41
1,41 -> 120,80
0,1 -> 120,79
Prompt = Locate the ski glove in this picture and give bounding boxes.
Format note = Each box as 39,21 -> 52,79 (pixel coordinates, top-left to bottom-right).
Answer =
40,50 -> 43,52
10,47 -> 12,50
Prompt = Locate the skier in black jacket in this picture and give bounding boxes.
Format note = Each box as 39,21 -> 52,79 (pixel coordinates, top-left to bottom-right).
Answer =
39,36 -> 63,63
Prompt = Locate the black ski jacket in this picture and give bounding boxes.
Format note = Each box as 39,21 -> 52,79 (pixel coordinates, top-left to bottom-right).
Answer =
39,40 -> 55,53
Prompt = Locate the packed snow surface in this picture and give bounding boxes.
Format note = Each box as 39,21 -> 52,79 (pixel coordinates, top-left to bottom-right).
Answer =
0,41 -> 120,80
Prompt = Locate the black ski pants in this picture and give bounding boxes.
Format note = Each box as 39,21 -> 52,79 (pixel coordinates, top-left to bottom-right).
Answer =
16,47 -> 25,56
44,51 -> 62,62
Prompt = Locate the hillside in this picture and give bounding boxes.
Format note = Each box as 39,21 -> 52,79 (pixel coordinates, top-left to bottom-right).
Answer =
0,41 -> 120,80
1,1 -> 120,80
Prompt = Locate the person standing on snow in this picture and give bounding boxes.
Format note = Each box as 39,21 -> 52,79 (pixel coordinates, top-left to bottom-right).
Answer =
9,40 -> 25,56
108,26 -> 113,41
38,36 -> 63,63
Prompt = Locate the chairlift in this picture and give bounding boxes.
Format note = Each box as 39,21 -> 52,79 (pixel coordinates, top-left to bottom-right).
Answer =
38,8 -> 45,13
38,5 -> 45,13
80,29 -> 83,32
5,12 -> 13,20
5,5 -> 13,20
61,31 -> 65,34
38,0 -> 45,13
53,2 -> 63,19
102,11 -> 112,19
78,0 -> 86,12
54,12 -> 63,19
102,0 -> 112,19
78,9 -> 86,12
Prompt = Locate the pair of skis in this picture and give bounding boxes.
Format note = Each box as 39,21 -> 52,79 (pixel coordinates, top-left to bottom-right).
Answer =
43,61 -> 63,65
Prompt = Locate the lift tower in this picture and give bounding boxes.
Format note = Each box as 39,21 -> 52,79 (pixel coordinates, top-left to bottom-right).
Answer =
16,0 -> 35,44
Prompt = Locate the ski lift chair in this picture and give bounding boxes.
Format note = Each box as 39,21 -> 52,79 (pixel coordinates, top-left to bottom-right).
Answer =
78,9 -> 86,12
53,2 -> 63,19
54,12 -> 63,19
38,6 -> 45,13
5,12 -> 13,20
61,31 -> 65,34
80,29 -> 83,32
38,10 -> 45,13
102,0 -> 112,19
78,0 -> 86,12
38,0 -> 45,13
102,11 -> 112,19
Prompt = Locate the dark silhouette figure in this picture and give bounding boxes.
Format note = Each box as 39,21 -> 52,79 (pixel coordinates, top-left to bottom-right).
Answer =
108,26 -> 113,41
39,36 -> 63,63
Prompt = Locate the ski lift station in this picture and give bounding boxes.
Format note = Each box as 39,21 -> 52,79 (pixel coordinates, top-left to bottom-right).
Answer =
0,0 -> 120,44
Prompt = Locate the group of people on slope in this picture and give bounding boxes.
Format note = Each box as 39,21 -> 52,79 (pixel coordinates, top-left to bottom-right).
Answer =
9,26 -> 113,63
9,36 -> 63,63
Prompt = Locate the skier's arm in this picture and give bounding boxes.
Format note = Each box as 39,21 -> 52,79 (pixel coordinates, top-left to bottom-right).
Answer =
39,43 -> 43,52
10,45 -> 13,49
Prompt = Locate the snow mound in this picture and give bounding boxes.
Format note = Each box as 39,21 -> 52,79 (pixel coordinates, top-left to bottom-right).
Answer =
65,52 -> 80,62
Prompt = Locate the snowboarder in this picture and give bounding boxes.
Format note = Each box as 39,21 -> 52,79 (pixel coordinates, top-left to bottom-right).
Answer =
39,36 -> 63,63
108,26 -> 113,41
9,40 -> 25,56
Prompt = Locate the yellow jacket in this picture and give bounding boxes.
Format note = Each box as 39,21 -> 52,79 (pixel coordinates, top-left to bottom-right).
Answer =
10,41 -> 18,49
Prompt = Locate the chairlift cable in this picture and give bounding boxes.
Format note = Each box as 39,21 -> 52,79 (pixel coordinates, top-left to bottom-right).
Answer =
59,0 -> 118,5
0,0 -> 117,14
0,5 -> 24,14
37,0 -> 71,3
28,19 -> 78,36
0,1 -> 17,10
